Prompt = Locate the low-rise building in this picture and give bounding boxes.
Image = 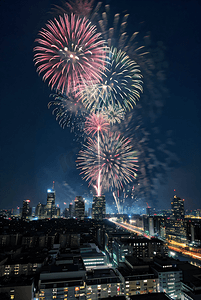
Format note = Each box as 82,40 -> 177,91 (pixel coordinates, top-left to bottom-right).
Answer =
38,253 -> 86,300
86,268 -> 124,300
177,261 -> 201,300
152,257 -> 183,299
0,276 -> 34,300
80,243 -> 107,269
113,237 -> 167,266
118,256 -> 158,296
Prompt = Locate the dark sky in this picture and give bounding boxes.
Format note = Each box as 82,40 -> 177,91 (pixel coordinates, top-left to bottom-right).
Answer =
0,0 -> 200,211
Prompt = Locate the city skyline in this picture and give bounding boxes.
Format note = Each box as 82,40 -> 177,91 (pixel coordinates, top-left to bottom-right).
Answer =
0,0 -> 200,210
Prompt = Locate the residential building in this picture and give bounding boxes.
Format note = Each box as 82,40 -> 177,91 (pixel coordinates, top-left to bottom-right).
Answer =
86,268 -> 124,300
38,253 -> 86,300
152,257 -> 183,299
118,256 -> 158,296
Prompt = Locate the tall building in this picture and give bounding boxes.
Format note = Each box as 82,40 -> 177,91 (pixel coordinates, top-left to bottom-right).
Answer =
63,208 -> 69,218
168,195 -> 186,242
74,196 -> 85,220
45,189 -> 56,218
21,200 -> 31,220
69,203 -> 74,218
92,195 -> 106,221
171,195 -> 185,220
35,202 -> 45,218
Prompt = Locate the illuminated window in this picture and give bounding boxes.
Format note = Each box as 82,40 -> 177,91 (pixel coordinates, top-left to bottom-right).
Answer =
10,296 -> 14,300
75,287 -> 80,291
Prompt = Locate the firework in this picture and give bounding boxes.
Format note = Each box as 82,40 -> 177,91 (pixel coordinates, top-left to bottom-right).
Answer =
102,104 -> 125,125
115,109 -> 178,206
34,14 -> 107,94
97,5 -> 148,56
97,5 -> 168,122
53,0 -> 97,18
80,47 -> 143,112
77,132 -> 138,192
48,93 -> 86,135
84,113 -> 109,136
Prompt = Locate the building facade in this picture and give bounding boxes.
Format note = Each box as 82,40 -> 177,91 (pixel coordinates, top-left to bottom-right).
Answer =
171,195 -> 185,220
22,200 -> 31,220
92,196 -> 106,221
45,189 -> 56,218
74,196 -> 85,220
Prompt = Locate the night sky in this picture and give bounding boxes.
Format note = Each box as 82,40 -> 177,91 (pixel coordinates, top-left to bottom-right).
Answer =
0,0 -> 200,211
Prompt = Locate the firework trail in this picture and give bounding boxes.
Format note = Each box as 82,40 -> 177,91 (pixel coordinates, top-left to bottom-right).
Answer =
77,132 -> 138,193
113,191 -> 121,214
84,113 -> 109,196
34,13 -> 107,94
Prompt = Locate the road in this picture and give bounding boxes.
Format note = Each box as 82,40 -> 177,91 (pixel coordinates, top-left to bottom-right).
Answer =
109,219 -> 201,261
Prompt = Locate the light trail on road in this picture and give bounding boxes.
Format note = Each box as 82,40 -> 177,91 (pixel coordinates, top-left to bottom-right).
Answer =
109,218 -> 201,261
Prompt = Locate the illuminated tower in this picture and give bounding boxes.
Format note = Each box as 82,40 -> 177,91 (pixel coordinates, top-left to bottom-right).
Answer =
46,189 -> 56,218
92,195 -> 106,221
22,200 -> 31,220
170,194 -> 186,242
74,196 -> 85,220
171,195 -> 185,220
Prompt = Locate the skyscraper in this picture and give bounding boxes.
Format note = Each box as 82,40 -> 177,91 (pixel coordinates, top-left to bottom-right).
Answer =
35,202 -> 45,218
169,195 -> 186,242
45,189 -> 56,218
69,203 -> 73,218
74,196 -> 85,220
171,195 -> 185,220
92,195 -> 106,221
22,200 -> 31,220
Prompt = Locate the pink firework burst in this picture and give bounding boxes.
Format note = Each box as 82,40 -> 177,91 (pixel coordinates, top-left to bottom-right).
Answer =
34,14 -> 106,94
77,132 -> 138,192
84,113 -> 109,136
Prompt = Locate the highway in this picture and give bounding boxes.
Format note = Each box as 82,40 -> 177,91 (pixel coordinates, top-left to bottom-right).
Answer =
109,219 -> 201,262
